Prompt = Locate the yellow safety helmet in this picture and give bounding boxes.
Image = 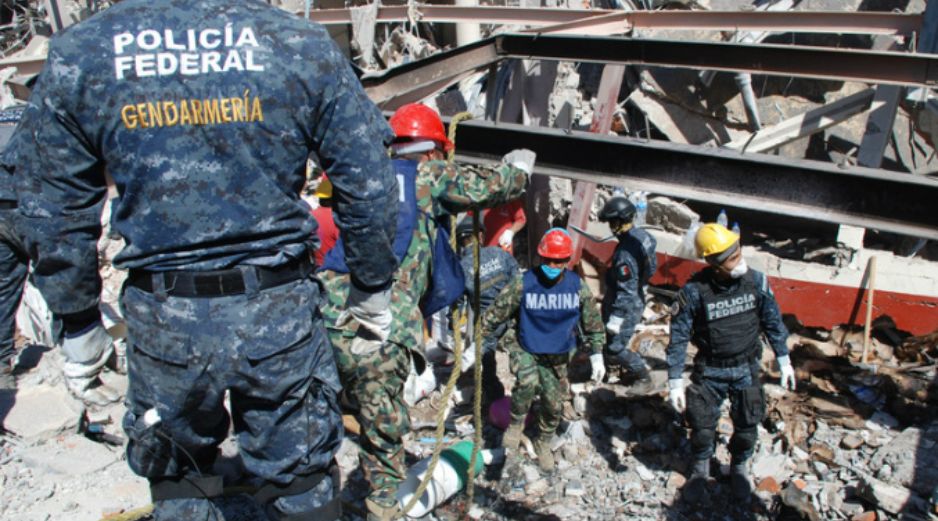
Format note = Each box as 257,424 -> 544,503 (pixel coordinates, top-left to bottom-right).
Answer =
695,223 -> 739,260
314,175 -> 332,199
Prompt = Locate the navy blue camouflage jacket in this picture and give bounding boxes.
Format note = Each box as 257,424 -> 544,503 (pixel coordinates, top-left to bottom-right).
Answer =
601,226 -> 657,322
13,0 -> 399,316
666,267 -> 789,380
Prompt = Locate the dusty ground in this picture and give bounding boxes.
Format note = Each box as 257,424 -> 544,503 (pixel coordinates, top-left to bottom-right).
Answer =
3,312 -> 936,521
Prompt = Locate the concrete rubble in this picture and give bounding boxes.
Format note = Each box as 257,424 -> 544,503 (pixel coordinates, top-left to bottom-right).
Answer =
2,1 -> 938,521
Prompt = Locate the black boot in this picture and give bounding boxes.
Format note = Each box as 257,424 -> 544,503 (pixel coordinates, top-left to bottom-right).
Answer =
627,368 -> 654,395
684,459 -> 710,505
730,461 -> 752,501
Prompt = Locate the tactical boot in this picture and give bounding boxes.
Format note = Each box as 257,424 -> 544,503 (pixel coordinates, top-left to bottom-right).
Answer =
628,368 -> 655,395
365,496 -> 400,521
730,461 -> 752,501
534,437 -> 554,472
503,422 -> 524,454
683,459 -> 710,505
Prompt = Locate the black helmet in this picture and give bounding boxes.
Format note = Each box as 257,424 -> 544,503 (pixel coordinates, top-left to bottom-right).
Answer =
598,196 -> 636,223
456,216 -> 485,240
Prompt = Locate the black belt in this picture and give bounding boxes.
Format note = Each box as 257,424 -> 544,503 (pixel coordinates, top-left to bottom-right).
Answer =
697,347 -> 758,369
0,200 -> 16,210
127,257 -> 312,298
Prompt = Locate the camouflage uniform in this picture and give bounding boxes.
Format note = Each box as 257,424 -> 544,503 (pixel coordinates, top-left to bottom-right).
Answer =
602,226 -> 657,373
460,244 -> 519,403
319,160 -> 527,510
13,1 -> 399,519
0,109 -> 28,378
481,272 -> 604,437
666,268 -> 789,465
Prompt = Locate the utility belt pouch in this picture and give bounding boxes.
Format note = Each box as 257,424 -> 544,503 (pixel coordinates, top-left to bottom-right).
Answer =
150,475 -> 223,502
685,383 -> 721,429
732,384 -> 766,428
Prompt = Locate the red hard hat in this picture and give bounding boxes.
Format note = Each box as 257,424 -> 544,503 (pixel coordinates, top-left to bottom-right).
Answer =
389,103 -> 454,152
537,228 -> 573,259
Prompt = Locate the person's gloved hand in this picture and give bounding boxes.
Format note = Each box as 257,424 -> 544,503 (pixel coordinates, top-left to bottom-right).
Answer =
778,355 -> 797,391
589,353 -> 606,383
605,315 -> 624,336
502,149 -> 537,175
341,284 -> 392,342
668,379 -> 686,412
498,229 -> 514,249
62,323 -> 112,364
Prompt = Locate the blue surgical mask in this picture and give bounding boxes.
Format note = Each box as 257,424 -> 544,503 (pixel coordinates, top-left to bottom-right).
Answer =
540,264 -> 563,280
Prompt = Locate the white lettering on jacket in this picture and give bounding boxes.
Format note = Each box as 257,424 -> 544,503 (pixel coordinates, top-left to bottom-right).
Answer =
524,292 -> 580,311
706,293 -> 756,321
113,26 -> 266,80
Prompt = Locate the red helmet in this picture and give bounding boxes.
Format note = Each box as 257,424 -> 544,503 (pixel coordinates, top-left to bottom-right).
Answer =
389,103 -> 454,152
537,228 -> 573,259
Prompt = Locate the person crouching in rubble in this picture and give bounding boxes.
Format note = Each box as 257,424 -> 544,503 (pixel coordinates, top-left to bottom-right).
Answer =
666,222 -> 796,504
318,102 -> 531,521
597,195 -> 657,393
483,228 -> 605,472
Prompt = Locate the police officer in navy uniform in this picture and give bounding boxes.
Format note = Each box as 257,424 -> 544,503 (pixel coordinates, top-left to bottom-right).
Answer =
456,216 -> 520,404
597,195 -> 657,392
0,107 -> 27,392
666,223 -> 796,504
12,1 -> 399,519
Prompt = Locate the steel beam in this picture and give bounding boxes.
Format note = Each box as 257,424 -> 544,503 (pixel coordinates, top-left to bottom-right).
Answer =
305,6 -> 612,26
445,119 -> 938,240
305,6 -> 920,36
525,10 -> 919,36
724,89 -> 876,153
360,38 -> 500,109
359,35 -> 938,112
495,34 -> 938,87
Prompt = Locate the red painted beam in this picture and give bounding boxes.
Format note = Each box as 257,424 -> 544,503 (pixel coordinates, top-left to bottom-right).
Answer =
583,240 -> 938,336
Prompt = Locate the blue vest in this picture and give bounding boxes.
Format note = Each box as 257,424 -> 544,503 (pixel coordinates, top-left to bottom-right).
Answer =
320,158 -> 419,272
518,269 -> 582,355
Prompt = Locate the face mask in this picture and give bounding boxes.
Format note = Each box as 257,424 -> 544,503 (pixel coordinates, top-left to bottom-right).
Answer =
729,259 -> 749,279
540,264 -> 563,280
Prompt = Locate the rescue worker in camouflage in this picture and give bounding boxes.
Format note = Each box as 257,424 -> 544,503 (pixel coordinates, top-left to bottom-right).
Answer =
666,223 -> 796,504
456,216 -> 520,405
483,228 -> 605,472
318,103 -> 530,520
0,107 -> 27,392
12,1 -> 400,519
597,196 -> 657,392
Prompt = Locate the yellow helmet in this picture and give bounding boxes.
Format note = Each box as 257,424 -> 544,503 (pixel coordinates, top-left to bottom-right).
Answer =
314,175 -> 332,199
695,223 -> 739,259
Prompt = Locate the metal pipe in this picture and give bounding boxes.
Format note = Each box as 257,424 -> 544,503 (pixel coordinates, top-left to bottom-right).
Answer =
734,73 -> 762,131
455,0 -> 482,47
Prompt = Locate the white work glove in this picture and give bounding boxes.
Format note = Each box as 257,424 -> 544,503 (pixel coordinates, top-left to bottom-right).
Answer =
668,379 -> 686,412
341,284 -> 393,342
498,229 -> 514,249
778,355 -> 797,391
605,315 -> 624,336
589,353 -> 606,383
502,149 -> 537,175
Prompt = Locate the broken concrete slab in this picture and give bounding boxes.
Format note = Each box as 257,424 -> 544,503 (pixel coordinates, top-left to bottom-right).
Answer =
869,425 -> 938,495
18,434 -> 121,476
857,475 -> 925,515
2,383 -> 82,439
